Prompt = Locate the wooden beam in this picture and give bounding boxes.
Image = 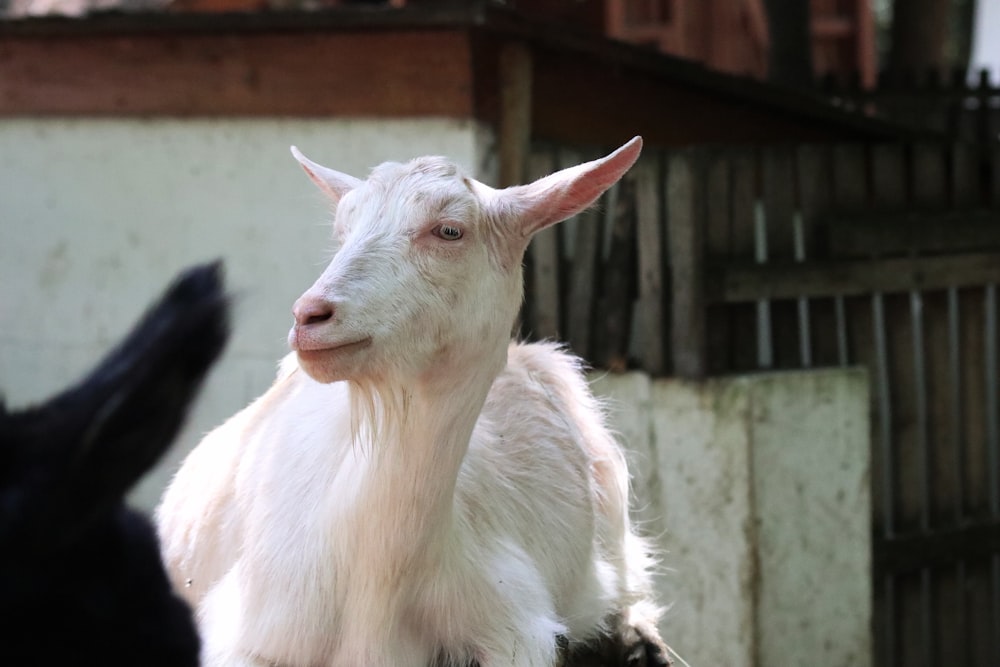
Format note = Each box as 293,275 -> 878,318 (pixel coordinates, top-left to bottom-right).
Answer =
709,252 -> 1000,303
828,210 -> 1000,258
0,30 -> 474,117
875,519 -> 1000,575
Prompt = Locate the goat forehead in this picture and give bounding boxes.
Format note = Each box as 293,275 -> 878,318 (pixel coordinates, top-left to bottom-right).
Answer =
336,163 -> 481,240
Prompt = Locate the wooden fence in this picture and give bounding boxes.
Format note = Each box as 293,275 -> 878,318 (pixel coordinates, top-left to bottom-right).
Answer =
822,67 -> 1000,148
520,139 -> 1000,667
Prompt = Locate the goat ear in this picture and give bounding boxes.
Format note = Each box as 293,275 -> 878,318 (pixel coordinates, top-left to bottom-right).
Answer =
503,136 -> 642,238
291,147 -> 363,203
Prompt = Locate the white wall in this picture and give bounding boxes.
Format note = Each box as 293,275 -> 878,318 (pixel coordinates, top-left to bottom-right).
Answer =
591,368 -> 871,667
0,117 -> 491,506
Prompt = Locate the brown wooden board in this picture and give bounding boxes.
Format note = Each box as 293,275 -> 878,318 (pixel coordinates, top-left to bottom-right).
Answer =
933,565 -> 967,665
709,253 -> 1000,302
911,143 -> 949,211
829,210 -> 1000,258
951,142 -> 982,208
760,147 -> 801,368
966,557 -> 996,666
796,144 -> 832,257
562,149 -> 602,362
831,144 -> 868,213
526,150 -> 561,341
595,177 -> 636,371
869,144 -> 907,214
704,151 -> 732,374
665,151 -> 706,378
962,287 -> 989,521
727,150 -> 758,371
0,31 -> 475,117
632,154 -> 666,375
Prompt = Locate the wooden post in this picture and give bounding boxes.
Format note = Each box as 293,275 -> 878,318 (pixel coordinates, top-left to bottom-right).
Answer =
498,41 -> 533,336
497,42 -> 532,188
667,151 -> 707,379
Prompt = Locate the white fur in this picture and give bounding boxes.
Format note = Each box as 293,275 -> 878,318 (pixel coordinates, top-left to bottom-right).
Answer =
156,138 -> 660,666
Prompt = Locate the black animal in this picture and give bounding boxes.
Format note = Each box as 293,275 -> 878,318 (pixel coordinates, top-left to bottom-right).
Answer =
0,262 -> 229,666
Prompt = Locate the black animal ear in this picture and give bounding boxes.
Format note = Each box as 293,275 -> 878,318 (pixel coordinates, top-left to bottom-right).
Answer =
3,262 -> 230,544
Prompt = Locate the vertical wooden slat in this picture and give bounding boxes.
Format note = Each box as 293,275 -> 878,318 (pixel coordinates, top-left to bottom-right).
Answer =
498,42 -> 532,338
761,147 -> 799,369
951,142 -> 981,208
632,153 -> 666,376
704,151 -> 732,374
832,144 -> 869,212
870,144 -> 907,212
729,150 -> 758,371
595,176 -> 636,372
526,150 -> 561,341
563,148 -> 602,362
666,150 -> 706,379
798,145 -> 842,366
760,147 -> 797,260
993,144 -> 1000,209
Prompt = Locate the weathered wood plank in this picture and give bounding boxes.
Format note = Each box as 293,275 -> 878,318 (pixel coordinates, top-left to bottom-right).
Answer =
829,210 -> 1000,258
875,520 -> 1000,575
0,31 -> 474,117
704,151 -> 732,374
728,151 -> 758,371
666,151 -> 707,379
951,142 -> 981,208
832,144 -> 868,212
761,147 -> 799,369
632,154 -> 667,376
596,177 -> 637,371
912,142 -> 949,211
869,144 -> 906,213
563,149 -> 602,361
797,145 -> 839,366
708,253 -> 1000,303
526,151 -> 561,340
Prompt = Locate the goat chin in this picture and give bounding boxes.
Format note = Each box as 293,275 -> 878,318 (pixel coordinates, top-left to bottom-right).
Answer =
157,137 -> 670,667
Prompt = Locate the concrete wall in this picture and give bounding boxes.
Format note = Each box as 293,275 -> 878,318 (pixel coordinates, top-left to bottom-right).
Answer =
591,369 -> 872,667
0,117 -> 493,506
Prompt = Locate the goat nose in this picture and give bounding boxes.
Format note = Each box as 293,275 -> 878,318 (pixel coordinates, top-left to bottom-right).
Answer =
292,298 -> 335,326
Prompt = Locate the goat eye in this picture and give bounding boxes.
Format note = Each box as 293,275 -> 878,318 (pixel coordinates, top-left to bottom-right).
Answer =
433,224 -> 463,241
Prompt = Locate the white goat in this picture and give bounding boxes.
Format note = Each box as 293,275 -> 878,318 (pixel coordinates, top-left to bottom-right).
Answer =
157,137 -> 667,666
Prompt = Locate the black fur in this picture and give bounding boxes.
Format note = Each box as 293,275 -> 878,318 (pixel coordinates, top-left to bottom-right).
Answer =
0,262 -> 229,666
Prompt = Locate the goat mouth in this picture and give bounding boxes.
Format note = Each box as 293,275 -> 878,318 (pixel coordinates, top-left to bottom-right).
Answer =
296,337 -> 372,357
